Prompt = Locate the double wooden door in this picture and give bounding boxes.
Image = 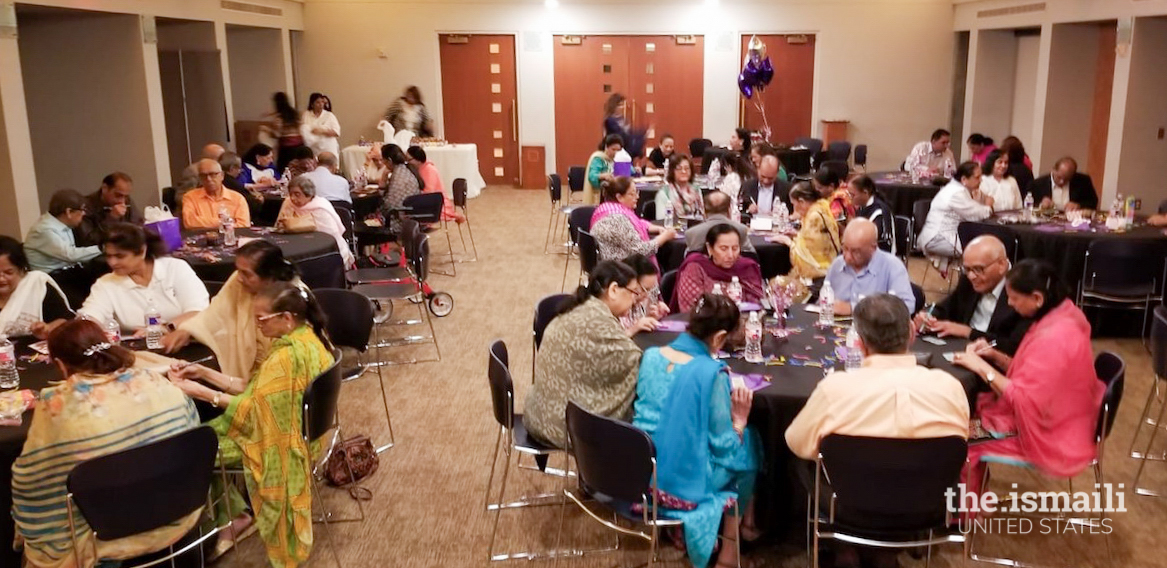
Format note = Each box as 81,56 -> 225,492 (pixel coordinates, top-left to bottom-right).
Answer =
739,34 -> 816,145
553,35 -> 704,174
439,34 -> 519,186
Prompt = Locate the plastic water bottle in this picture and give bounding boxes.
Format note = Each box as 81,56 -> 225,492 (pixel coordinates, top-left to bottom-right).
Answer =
744,311 -> 763,363
1023,192 -> 1034,221
1125,196 -> 1136,227
772,201 -> 789,232
219,206 -> 237,248
727,276 -> 743,304
711,282 -> 724,296
663,203 -> 675,230
845,323 -> 863,371
105,319 -> 121,345
145,299 -> 164,350
818,280 -> 835,327
0,334 -> 18,390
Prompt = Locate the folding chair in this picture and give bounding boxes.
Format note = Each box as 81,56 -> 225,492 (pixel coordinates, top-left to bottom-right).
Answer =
567,166 -> 586,204
1133,305 -> 1167,494
853,144 -> 868,172
893,215 -> 913,265
1077,239 -> 1167,341
574,230 -> 600,289
352,232 -> 444,364
533,293 -> 571,383
448,178 -> 477,262
561,206 -> 596,292
403,192 -> 455,277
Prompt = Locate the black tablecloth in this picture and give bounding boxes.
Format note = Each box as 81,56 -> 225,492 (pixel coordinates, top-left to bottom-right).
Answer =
176,228 -> 345,289
632,306 -> 981,536
657,234 -> 792,280
871,171 -> 943,218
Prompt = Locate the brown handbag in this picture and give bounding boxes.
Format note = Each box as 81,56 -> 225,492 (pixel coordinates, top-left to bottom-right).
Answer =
324,435 -> 378,499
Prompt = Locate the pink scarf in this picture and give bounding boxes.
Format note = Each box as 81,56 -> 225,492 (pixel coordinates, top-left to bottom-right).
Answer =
591,201 -> 650,241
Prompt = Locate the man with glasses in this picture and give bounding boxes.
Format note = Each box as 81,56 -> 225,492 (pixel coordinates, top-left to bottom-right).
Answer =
75,172 -> 143,246
913,235 -> 1030,356
181,159 -> 252,230
825,219 -> 914,316
24,189 -> 104,306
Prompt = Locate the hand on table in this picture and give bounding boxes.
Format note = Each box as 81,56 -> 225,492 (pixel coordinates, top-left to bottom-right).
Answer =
772,234 -> 793,246
747,203 -> 759,215
1039,197 -> 1053,210
168,362 -> 209,382
1065,202 -> 1081,212
160,329 -> 192,353
929,320 -> 971,338
912,311 -> 936,331
627,317 -> 660,336
647,301 -> 670,319
951,350 -> 994,378
832,300 -> 852,316
966,338 -> 1007,369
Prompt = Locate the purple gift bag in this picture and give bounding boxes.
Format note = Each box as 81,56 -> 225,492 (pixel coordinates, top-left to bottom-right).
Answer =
145,217 -> 183,252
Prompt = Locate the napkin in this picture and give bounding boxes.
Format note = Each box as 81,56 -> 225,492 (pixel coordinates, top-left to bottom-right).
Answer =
656,320 -> 688,332
730,372 -> 770,392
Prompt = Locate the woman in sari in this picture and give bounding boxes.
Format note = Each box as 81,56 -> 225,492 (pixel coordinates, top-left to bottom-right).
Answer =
584,134 -> 622,205
169,281 -> 335,567
13,319 -> 200,568
655,154 -> 704,220
774,182 -> 841,280
161,240 -> 299,379
301,93 -> 340,157
275,176 -> 355,268
590,177 -> 675,263
0,236 -> 72,339
378,144 -> 423,234
813,167 -> 854,222
634,294 -> 761,568
953,260 -> 1103,498
674,225 -> 764,313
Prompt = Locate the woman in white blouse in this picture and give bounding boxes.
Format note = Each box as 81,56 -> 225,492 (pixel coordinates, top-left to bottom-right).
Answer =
978,149 -> 1022,212
302,93 -> 341,157
78,223 -> 209,334
916,161 -> 994,260
717,151 -> 753,215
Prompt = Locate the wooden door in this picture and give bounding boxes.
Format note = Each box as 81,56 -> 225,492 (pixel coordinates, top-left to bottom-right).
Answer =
553,36 -> 631,174
439,34 -> 519,186
739,34 -> 815,145
627,36 -> 704,160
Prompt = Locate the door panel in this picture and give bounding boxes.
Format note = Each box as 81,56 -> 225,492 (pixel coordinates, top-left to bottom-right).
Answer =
439,34 -> 519,186
739,34 -> 815,145
553,36 -> 630,175
627,36 -> 704,160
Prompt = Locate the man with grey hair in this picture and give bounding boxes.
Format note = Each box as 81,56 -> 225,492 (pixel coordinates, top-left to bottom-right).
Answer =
303,151 -> 352,204
786,293 -> 969,461
181,158 -> 252,229
684,191 -> 755,254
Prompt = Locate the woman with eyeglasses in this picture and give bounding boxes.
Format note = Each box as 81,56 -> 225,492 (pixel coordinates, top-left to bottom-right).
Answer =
654,154 -> 704,220
591,177 -> 676,264
619,254 -> 671,336
525,260 -> 644,448
168,281 -> 335,565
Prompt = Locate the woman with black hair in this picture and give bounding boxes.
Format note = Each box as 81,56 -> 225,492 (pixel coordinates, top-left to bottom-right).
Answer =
240,143 -> 280,189
378,143 -> 423,233
601,93 -> 646,160
302,92 -> 340,157
847,175 -> 895,252
954,260 -> 1103,496
524,260 -> 643,448
386,86 -> 434,137
916,161 -> 994,261
78,223 -> 208,334
268,92 -> 306,173
813,167 -> 854,222
0,235 -> 72,339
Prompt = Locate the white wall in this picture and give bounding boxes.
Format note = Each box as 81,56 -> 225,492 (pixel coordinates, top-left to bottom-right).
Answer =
297,0 -> 955,174
227,26 -> 287,122
1010,33 -> 1038,139
1117,17 -> 1167,209
1039,23 -> 1098,171
969,29 -> 1016,147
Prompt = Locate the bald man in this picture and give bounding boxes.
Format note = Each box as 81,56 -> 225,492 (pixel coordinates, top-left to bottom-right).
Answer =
825,218 -> 914,315
913,235 -> 1030,356
201,143 -> 226,161
684,191 -> 755,254
303,151 -> 352,203
740,155 -> 790,219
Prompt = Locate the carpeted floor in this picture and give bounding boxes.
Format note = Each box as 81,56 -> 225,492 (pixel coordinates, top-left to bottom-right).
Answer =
220,188 -> 1167,568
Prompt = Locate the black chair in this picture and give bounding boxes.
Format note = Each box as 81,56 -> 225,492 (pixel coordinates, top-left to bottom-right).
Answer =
854,144 -> 868,171
893,215 -> 913,265
811,435 -> 967,568
1078,239 -> 1167,339
347,219 -> 420,286
331,201 -> 356,255
485,340 -> 566,561
701,147 -> 731,175
575,229 -> 600,288
1134,305 -> 1167,495
826,141 -> 851,163
65,426 -> 221,568
554,401 -> 686,565
819,160 -> 849,183
567,166 -> 585,203
795,137 -> 824,168
545,173 -> 581,254
660,269 -> 678,310
447,178 -> 478,262
532,294 -> 570,382
314,288 -> 394,451
956,221 -> 1018,262
639,199 -> 657,221
161,186 -> 177,211
689,138 -> 713,159
203,280 -> 226,299
910,283 -> 926,314
561,206 -> 596,292
403,192 -> 455,276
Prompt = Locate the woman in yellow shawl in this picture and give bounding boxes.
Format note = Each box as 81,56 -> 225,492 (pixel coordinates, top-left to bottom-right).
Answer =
161,240 -> 299,379
774,182 -> 841,280
168,281 -> 334,567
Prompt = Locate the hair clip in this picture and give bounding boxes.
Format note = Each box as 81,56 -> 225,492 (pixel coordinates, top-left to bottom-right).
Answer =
695,296 -> 706,314
83,342 -> 112,357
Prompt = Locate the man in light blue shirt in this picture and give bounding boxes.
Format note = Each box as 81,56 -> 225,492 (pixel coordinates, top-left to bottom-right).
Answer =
303,152 -> 352,204
826,218 -> 914,315
24,189 -> 102,273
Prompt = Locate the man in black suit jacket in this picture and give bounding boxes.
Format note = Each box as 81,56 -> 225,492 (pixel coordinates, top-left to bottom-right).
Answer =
1026,156 -> 1098,211
913,235 -> 1031,355
739,155 -> 791,220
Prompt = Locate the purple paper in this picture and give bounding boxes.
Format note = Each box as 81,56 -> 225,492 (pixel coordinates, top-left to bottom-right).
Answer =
656,320 -> 689,332
739,302 -> 762,312
731,372 -> 770,392
1032,224 -> 1065,233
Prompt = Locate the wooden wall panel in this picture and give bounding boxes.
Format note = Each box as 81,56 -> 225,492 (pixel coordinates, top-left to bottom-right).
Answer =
439,34 -> 519,186
739,34 -> 816,145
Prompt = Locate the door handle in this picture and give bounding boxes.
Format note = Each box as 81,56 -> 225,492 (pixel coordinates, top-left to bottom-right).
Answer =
739,97 -> 745,128
511,99 -> 518,143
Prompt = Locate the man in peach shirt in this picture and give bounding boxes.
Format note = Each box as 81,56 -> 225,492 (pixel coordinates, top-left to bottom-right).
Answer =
182,158 -> 251,230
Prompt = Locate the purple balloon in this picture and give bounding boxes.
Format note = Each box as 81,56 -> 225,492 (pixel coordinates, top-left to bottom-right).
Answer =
738,72 -> 754,98
758,57 -> 774,86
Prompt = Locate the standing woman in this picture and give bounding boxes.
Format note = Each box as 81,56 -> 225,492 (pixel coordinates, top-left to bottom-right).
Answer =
385,86 -> 434,137
301,93 -> 341,157
268,92 -> 307,174
654,155 -> 704,220
602,93 -> 647,160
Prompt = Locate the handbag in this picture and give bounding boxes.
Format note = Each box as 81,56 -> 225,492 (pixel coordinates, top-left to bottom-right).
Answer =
324,434 -> 378,500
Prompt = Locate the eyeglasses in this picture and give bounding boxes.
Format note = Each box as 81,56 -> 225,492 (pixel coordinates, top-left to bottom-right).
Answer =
256,311 -> 288,323
197,171 -> 224,179
962,257 -> 1004,277
624,285 -> 646,298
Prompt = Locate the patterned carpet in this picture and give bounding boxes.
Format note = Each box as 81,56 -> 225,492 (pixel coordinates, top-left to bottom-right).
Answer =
218,187 -> 1167,568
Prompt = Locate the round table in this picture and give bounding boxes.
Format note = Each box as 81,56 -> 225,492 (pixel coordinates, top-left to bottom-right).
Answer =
173,228 -> 346,289
870,171 -> 944,218
340,143 -> 486,199
632,306 -> 981,535
657,233 -> 792,280
246,191 -> 381,228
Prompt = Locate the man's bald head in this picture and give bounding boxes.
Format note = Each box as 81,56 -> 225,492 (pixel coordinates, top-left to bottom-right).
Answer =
317,152 -> 339,171
201,143 -> 226,160
704,191 -> 732,216
963,235 -> 1009,293
759,155 -> 779,188
842,218 -> 879,271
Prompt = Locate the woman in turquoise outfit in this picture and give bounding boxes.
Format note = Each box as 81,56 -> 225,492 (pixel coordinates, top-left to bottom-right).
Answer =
633,293 -> 761,568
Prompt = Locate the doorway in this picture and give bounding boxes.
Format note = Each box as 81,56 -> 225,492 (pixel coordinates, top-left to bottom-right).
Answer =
439,34 -> 519,186
738,34 -> 815,145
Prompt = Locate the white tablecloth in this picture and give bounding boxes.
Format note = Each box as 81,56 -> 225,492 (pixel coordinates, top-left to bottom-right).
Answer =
339,143 -> 485,199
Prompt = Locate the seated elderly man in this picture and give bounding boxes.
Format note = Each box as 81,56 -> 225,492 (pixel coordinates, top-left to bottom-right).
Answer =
304,152 -> 353,204
684,191 -> 756,255
913,235 -> 1031,356
1026,156 -> 1098,212
182,159 -> 251,230
75,172 -> 143,247
824,219 -> 914,316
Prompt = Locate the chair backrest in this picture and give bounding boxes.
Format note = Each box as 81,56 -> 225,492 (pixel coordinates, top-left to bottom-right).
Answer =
819,435 -> 967,532
565,401 -> 655,503
488,340 -> 514,429
1094,351 -> 1125,441
314,288 -> 374,352
567,166 -> 585,194
910,283 -> 925,314
854,144 -> 868,166
778,147 -> 813,177
688,138 -> 712,158
453,178 -> 468,209
893,215 -> 912,261
639,199 -> 656,221
67,426 -> 218,541
548,173 -> 563,203
701,147 -> 730,175
413,233 -> 431,282
331,201 -> 356,250
578,230 -> 600,275
819,160 -> 849,182
827,141 -> 852,162
161,186 -> 177,211
568,205 -> 596,244
659,270 -> 678,309
1083,238 -> 1167,296
534,294 -> 570,349
956,222 -> 1018,262
203,280 -> 226,299
795,137 -> 824,159
303,349 -> 344,443
403,192 -> 444,224
911,199 -> 932,248
1153,305 -> 1167,379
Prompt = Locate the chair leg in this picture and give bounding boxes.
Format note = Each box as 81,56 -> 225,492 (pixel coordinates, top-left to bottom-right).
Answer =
1130,379 -> 1161,458
1135,387 -> 1167,496
374,358 -> 395,452
310,475 -> 345,568
444,225 -> 456,275
561,244 -> 575,292
484,426 -> 503,511
544,205 -> 559,254
488,447 -> 514,561
462,216 -> 478,261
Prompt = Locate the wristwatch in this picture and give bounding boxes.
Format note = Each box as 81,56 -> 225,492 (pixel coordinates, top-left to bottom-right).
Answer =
985,371 -> 997,384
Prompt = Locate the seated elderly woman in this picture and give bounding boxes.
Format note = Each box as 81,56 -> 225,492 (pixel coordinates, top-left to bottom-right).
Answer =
655,154 -> 705,220
275,176 -> 355,268
675,224 -> 764,313
953,260 -> 1104,497
916,160 -> 994,262
13,319 -> 200,568
378,144 -> 423,234
240,143 -> 279,189
634,293 -> 762,568
168,281 -> 335,566
584,134 -> 622,205
773,182 -> 841,280
78,223 -> 209,334
619,253 -> 671,336
161,240 -> 299,378
0,236 -> 72,339
525,260 -> 643,448
590,177 -> 675,263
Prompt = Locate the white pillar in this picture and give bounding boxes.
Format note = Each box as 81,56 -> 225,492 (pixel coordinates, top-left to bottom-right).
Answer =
215,20 -> 237,151
1028,23 -> 1054,174
961,30 -> 979,163
140,15 -> 172,193
1101,17 -> 1133,205
0,3 -> 41,234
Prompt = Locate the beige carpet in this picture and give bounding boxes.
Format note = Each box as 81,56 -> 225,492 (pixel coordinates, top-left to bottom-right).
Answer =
219,188 -> 1167,568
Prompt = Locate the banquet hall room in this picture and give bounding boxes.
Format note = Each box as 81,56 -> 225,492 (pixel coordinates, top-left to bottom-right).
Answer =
4,0 -> 1167,567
